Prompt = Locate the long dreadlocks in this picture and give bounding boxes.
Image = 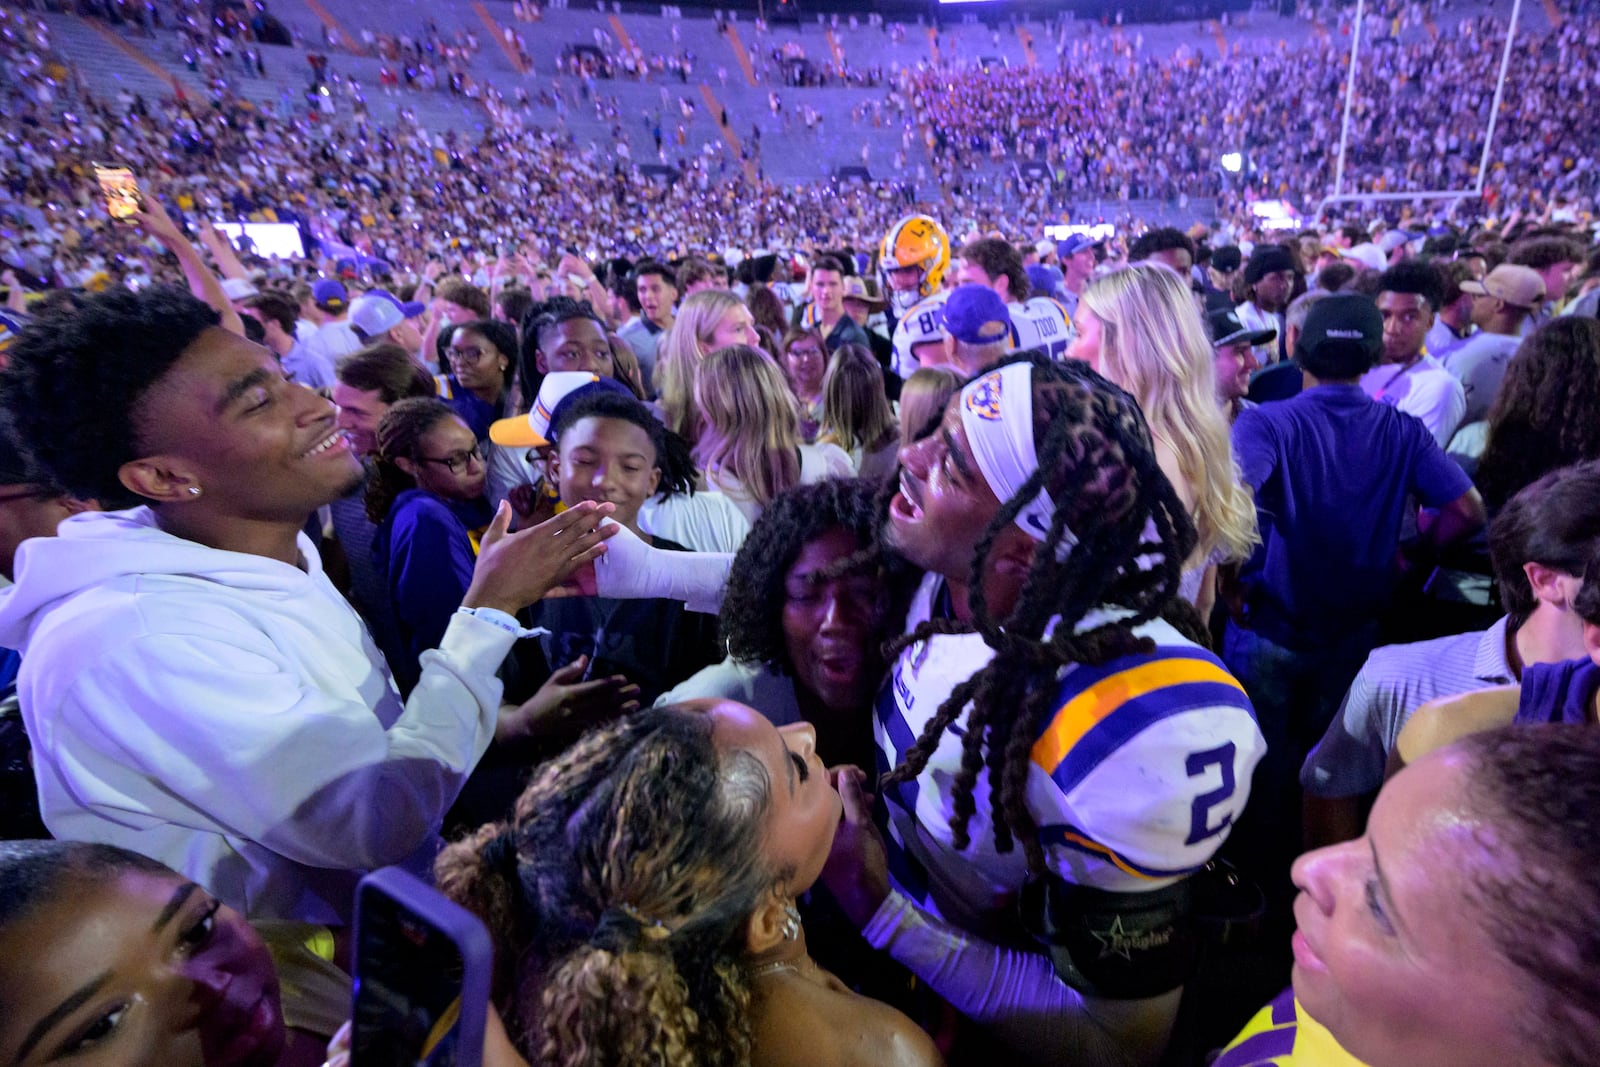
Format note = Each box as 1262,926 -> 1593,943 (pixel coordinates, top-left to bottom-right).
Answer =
881,351 -> 1200,875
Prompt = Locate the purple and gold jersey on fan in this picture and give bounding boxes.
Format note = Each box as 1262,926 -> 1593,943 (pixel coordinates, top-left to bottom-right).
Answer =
1214,989 -> 1372,1067
873,575 -> 1265,936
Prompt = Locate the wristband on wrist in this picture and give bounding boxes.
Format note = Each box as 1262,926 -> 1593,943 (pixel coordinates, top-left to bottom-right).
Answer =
456,605 -> 549,640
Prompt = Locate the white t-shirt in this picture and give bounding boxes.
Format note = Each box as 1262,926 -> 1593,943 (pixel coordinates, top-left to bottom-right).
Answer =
1359,354 -> 1467,447
708,442 -> 855,524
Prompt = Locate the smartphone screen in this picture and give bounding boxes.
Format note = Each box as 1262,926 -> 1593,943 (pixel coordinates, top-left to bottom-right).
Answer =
352,871 -> 489,1066
93,164 -> 141,221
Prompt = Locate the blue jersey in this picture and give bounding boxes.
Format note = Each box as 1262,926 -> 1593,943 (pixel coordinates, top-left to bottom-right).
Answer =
875,576 -> 1265,936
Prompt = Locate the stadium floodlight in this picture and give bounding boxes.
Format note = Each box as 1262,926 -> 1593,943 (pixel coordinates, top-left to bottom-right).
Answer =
1220,152 -> 1244,174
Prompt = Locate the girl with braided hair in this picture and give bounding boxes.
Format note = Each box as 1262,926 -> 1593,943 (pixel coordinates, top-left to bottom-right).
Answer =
434,701 -> 941,1067
822,351 -> 1265,1065
367,397 -> 493,694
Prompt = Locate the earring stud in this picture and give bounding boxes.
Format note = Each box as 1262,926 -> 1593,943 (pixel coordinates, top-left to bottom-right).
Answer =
187,486 -> 201,497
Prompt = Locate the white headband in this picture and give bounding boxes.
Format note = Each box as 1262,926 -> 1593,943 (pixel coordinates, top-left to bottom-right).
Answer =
958,362 -> 1074,550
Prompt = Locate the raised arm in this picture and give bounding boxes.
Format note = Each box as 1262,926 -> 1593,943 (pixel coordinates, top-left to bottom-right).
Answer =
131,193 -> 246,338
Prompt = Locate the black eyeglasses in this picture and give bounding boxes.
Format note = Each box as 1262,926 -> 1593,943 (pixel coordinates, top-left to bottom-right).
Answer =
418,445 -> 482,474
446,345 -> 488,364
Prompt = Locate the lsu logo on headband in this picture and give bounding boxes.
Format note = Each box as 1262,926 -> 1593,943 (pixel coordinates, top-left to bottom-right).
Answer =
964,372 -> 1005,422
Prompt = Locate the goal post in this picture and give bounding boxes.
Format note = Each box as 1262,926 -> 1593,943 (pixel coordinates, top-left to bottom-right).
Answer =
1316,0 -> 1523,219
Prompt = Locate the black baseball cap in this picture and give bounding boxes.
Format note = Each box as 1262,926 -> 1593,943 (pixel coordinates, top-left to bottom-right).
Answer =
1206,308 -> 1276,349
1245,245 -> 1296,285
1211,245 -> 1243,273
1295,293 -> 1382,367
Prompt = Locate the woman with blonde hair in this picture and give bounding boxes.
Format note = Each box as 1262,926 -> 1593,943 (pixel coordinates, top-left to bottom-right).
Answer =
896,366 -> 967,451
1068,263 -> 1258,613
817,344 -> 900,483
694,345 -> 854,523
654,291 -> 760,443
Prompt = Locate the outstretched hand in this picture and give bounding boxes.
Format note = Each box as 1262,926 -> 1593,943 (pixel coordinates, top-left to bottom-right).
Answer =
462,500 -> 618,616
501,655 -> 641,746
818,765 -> 892,930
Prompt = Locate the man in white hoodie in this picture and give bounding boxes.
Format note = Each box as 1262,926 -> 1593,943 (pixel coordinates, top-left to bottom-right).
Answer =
0,286 -> 618,923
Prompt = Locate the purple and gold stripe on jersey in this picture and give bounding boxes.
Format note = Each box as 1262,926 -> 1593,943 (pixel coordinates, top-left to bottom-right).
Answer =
1031,646 -> 1253,794
1214,988 -> 1372,1066
1036,824 -> 1195,880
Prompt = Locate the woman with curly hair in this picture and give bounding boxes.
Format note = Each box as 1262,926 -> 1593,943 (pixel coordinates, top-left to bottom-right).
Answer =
695,345 -> 854,524
1465,316 -> 1600,512
367,397 -> 493,694
1068,263 -> 1259,614
659,479 -> 909,771
434,701 -> 941,1067
653,291 -> 761,443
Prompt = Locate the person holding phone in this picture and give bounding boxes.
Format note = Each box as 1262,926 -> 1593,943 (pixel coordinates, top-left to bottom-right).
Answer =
0,287 -> 619,926
435,701 -> 942,1067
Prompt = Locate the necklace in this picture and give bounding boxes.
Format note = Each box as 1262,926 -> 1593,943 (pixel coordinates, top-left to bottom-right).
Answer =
747,960 -> 800,980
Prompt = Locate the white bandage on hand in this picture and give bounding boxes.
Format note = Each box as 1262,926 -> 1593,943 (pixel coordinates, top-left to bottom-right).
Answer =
593,518 -> 733,614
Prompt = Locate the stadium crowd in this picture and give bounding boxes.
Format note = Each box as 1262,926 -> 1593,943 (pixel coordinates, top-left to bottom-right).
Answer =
904,10 -> 1600,210
1,0 -> 1600,1066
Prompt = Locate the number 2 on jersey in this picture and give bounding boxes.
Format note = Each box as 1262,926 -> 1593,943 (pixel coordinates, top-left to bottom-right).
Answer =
1184,742 -> 1237,846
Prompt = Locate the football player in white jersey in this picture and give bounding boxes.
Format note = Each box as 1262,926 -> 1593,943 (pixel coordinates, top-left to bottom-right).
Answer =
829,354 -> 1264,1063
888,289 -> 951,380
956,237 -> 1073,360
880,215 -> 952,329
580,358 -> 1265,1064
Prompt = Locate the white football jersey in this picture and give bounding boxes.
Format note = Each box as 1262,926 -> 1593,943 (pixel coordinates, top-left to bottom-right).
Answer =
1008,296 -> 1073,361
875,575 -> 1265,938
890,291 -> 951,379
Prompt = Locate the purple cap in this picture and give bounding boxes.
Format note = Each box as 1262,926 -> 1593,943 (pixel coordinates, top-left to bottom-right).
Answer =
311,279 -> 348,310
1056,233 -> 1105,259
943,284 -> 1014,347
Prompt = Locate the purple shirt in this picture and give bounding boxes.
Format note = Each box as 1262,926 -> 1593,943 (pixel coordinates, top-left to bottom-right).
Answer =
1232,384 -> 1472,646
1516,658 -> 1599,726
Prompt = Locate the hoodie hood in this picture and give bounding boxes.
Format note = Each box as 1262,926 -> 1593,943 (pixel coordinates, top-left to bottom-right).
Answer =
0,507 -> 323,652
